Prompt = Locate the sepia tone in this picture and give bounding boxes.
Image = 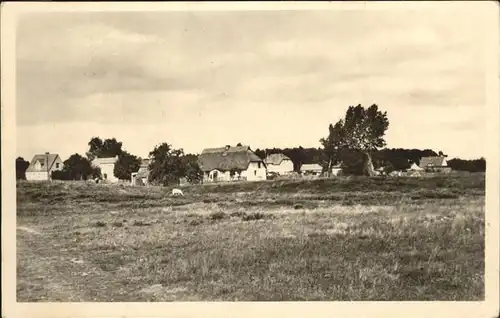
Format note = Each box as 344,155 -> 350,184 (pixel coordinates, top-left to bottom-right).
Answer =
2,1 -> 499,316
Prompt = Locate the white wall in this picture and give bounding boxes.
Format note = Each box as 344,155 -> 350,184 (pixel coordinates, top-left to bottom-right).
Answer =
242,161 -> 267,181
98,163 -> 119,183
267,159 -> 294,175
26,171 -> 50,181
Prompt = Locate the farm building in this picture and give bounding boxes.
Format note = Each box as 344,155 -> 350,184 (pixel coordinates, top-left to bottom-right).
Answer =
92,156 -> 119,183
330,163 -> 343,176
131,159 -> 150,186
419,156 -> 452,173
198,145 -> 267,183
25,152 -> 64,181
300,163 -> 323,176
265,153 -> 294,175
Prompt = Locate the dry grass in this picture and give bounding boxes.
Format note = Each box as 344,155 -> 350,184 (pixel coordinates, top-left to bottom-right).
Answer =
16,174 -> 485,301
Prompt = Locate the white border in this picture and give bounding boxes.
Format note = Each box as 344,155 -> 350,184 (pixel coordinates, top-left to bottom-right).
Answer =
2,2 -> 499,318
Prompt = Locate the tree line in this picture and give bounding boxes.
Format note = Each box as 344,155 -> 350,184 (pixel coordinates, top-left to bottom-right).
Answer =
15,104 -> 486,182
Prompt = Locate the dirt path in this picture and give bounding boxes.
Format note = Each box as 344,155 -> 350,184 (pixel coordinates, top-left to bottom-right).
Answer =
17,226 -> 92,301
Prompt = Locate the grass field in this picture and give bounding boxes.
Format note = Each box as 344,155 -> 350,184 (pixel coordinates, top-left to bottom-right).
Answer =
16,173 -> 485,301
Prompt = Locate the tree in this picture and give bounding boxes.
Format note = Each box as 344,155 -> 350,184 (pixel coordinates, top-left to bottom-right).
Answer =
182,154 -> 203,184
236,142 -> 243,147
16,157 -> 30,180
62,153 -> 100,180
114,151 -> 141,180
86,137 -> 123,161
320,122 -> 344,177
148,143 -> 185,186
322,104 -> 389,176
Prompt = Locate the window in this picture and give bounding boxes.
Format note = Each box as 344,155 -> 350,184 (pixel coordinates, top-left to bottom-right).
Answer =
254,170 -> 257,176
56,163 -> 60,169
258,162 -> 261,169
104,173 -> 108,179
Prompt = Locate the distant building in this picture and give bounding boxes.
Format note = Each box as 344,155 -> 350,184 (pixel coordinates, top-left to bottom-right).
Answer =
300,163 -> 323,176
131,159 -> 150,186
25,152 -> 64,181
330,163 -> 343,176
198,145 -> 267,183
419,155 -> 452,173
92,156 -> 119,183
265,153 -> 294,175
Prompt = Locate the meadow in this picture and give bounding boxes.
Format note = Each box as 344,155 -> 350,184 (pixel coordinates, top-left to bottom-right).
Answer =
16,173 -> 485,301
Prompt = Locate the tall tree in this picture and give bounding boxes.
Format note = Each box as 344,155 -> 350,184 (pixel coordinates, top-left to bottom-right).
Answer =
148,143 -> 185,186
16,157 -> 30,180
86,137 -> 123,161
321,104 -> 389,176
320,122 -> 344,176
114,151 -> 141,180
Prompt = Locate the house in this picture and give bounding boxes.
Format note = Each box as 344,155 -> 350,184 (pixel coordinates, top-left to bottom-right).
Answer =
198,145 -> 267,183
131,159 -> 150,186
265,153 -> 294,175
92,156 -> 119,183
300,163 -> 323,176
330,163 -> 343,176
25,152 -> 64,181
419,155 -> 452,173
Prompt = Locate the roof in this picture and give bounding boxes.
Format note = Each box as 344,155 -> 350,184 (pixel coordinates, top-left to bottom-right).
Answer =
198,145 -> 264,172
409,162 -> 424,171
300,163 -> 323,172
419,156 -> 447,168
265,153 -> 291,165
26,153 -> 61,172
92,156 -> 119,166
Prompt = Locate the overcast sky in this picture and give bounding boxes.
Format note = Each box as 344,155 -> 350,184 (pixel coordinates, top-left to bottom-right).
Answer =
16,6 -> 489,160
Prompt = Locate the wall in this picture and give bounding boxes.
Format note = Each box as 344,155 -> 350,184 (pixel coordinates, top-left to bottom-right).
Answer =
242,161 -> 267,181
267,159 -> 294,175
98,163 -> 119,183
26,171 -> 50,181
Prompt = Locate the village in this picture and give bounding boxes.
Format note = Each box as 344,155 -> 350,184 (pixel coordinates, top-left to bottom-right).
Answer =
20,145 -> 452,186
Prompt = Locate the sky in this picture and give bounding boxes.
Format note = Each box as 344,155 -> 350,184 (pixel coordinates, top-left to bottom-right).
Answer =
15,5 -> 489,161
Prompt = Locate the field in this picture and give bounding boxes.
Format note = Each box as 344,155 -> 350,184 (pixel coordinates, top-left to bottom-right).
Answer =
16,173 -> 485,301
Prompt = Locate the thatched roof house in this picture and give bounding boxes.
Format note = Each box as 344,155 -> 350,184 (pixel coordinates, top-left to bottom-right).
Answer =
198,145 -> 267,182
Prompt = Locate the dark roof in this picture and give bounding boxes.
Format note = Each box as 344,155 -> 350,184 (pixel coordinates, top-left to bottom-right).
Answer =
26,153 -> 60,172
419,156 -> 447,168
265,153 -> 291,165
198,145 -> 264,172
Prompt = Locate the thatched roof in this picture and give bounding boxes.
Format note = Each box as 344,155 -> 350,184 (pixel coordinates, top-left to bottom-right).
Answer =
26,153 -> 60,172
198,145 -> 264,172
265,153 -> 291,165
419,156 -> 447,168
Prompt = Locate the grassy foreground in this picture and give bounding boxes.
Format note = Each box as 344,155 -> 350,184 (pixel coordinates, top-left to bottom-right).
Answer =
16,174 -> 485,301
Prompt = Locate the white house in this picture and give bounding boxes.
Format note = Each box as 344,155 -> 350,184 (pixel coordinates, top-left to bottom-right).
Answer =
300,163 -> 323,176
198,145 -> 267,183
419,155 -> 452,173
25,152 -> 64,181
131,159 -> 150,186
92,156 -> 119,183
265,153 -> 294,175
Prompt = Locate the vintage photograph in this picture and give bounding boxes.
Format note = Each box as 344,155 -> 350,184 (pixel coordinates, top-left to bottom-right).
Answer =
5,1 -> 497,306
